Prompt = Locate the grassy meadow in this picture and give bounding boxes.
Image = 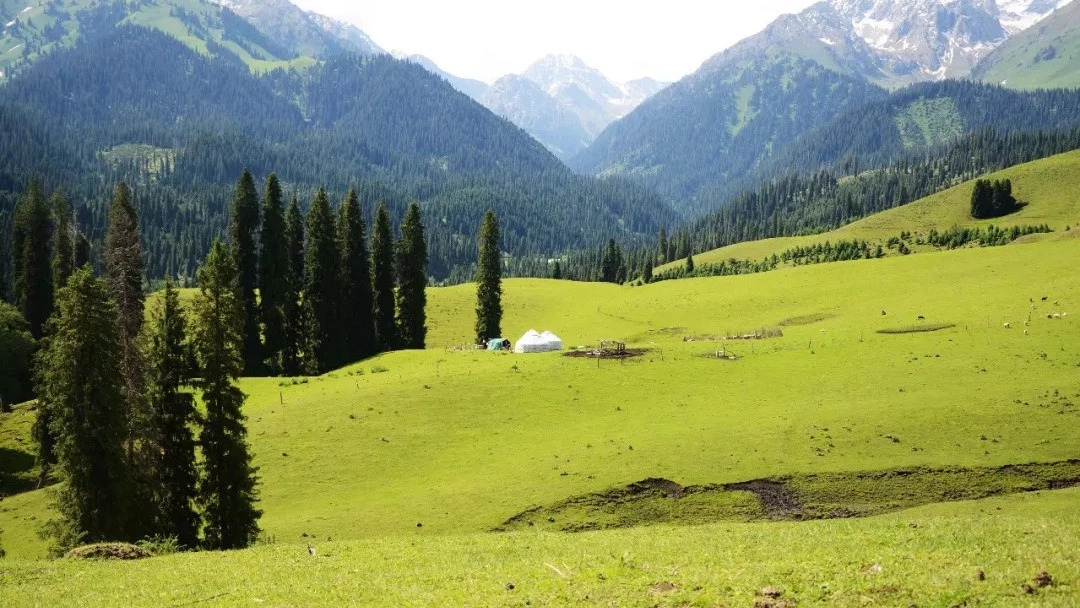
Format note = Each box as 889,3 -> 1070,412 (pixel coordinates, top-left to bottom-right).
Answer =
659,149 -> 1080,272
1,167 -> 1079,604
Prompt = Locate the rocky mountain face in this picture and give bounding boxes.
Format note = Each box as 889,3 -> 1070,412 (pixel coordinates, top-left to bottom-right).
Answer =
408,53 -> 668,160
744,0 -> 1075,86
212,0 -> 384,57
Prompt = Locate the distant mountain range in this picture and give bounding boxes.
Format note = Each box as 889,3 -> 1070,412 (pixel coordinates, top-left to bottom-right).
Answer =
572,0 -> 1080,214
398,53 -> 669,160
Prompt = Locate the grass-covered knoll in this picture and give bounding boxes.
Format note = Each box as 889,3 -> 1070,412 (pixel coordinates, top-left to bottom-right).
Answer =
1,489 -> 1078,607
972,1 -> 1080,91
3,237 -> 1078,561
662,148 -> 1080,272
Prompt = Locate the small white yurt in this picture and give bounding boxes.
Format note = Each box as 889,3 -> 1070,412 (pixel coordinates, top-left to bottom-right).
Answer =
540,331 -> 563,351
514,329 -> 549,353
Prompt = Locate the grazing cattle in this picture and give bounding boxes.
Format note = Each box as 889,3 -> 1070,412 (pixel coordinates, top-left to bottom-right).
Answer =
1004,322 -> 1012,328
881,310 -> 887,316
1042,296 -> 1049,301
917,315 -> 926,320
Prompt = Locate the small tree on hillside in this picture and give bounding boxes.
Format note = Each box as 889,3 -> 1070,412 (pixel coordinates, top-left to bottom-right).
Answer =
50,190 -> 74,293
39,267 -> 133,548
13,181 -> 53,339
395,203 -> 427,349
304,188 -> 342,372
192,241 -> 261,550
258,174 -> 288,375
282,196 -> 305,376
474,211 -> 502,344
337,189 -> 376,360
686,253 -> 695,273
144,279 -> 199,548
371,202 -> 397,351
230,170 -> 262,376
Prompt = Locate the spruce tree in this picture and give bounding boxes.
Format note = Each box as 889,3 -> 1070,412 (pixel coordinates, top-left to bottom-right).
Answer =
642,257 -> 654,284
282,196 -> 305,376
73,233 -> 91,270
38,267 -> 132,547
686,253 -> 695,273
474,211 -> 502,344
303,188 -> 341,372
337,188 -> 376,360
105,182 -> 149,469
50,190 -> 74,293
258,174 -> 287,375
0,302 -> 34,411
14,182 -> 53,339
144,279 -> 199,548
192,241 -> 261,550
395,203 -> 427,349
657,228 -> 669,264
552,260 -> 562,280
230,169 -> 262,376
371,202 -> 397,351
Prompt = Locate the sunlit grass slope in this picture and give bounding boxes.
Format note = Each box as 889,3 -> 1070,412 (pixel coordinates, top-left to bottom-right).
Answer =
3,236 -> 1078,561
661,149 -> 1080,272
2,489 -> 1079,607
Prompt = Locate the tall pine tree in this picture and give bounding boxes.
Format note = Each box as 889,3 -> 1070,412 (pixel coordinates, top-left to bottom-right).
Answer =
337,188 -> 376,361
371,202 -> 396,352
395,203 -> 427,349
304,188 -> 341,372
13,182 -> 53,339
258,174 -> 287,375
50,190 -> 74,293
475,211 -> 502,344
192,241 -> 261,550
105,182 -> 149,471
282,196 -> 305,376
230,170 -> 262,376
144,279 -> 199,548
38,267 -> 133,548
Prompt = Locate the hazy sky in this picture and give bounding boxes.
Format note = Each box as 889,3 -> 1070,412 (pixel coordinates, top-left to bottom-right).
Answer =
292,1 -> 820,83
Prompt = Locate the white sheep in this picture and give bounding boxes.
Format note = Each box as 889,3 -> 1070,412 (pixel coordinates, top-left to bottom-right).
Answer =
1003,322 -> 1012,328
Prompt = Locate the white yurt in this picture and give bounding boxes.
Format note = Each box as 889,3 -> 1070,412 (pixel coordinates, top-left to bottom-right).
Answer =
540,331 -> 563,351
514,329 -> 549,353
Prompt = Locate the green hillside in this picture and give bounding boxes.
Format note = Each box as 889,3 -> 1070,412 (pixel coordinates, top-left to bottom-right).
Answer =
2,489 -> 1079,606
4,235 -> 1079,561
662,148 -> 1080,272
972,1 -> 1080,91
0,0 -> 308,79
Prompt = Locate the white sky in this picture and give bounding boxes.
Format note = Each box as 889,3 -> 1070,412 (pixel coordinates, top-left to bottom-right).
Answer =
292,0 -> 820,83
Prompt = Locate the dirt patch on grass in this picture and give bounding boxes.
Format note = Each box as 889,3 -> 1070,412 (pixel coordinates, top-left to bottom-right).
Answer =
563,348 -> 650,359
778,313 -> 836,327
497,460 -> 1080,533
65,543 -> 153,560
725,480 -> 802,518
877,323 -> 956,334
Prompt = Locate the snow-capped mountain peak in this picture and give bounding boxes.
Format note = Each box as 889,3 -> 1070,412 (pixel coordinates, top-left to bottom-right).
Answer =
736,0 -> 1075,85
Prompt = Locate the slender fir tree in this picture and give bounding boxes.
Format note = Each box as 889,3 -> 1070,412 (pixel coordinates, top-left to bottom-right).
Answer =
230,170 -> 262,376
282,196 -> 305,376
337,188 -> 376,360
395,203 -> 427,349
258,174 -> 287,375
686,252 -> 695,273
371,202 -> 396,351
304,188 -> 341,372
13,182 -> 53,339
192,241 -> 261,550
105,182 -> 149,469
73,233 -> 91,270
38,267 -> 133,548
50,190 -> 74,293
552,260 -> 561,280
474,211 -> 502,344
144,279 -> 199,548
642,257 -> 654,284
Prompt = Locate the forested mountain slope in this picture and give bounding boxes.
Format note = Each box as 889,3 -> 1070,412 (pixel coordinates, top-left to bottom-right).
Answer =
0,25 -> 674,280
